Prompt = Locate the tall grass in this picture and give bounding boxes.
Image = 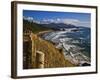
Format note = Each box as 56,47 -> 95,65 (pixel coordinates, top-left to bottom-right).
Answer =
31,34 -> 75,68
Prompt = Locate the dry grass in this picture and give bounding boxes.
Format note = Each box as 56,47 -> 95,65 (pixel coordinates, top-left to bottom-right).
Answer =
31,33 -> 75,68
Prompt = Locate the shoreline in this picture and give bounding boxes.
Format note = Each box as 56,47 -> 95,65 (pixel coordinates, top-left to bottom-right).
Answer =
38,30 -> 91,66
36,30 -> 54,36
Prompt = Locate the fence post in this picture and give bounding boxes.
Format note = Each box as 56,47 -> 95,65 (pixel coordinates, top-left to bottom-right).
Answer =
30,33 -> 37,68
36,51 -> 45,68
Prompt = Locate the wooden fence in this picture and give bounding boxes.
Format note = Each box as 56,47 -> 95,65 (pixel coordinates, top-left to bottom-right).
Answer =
23,32 -> 45,69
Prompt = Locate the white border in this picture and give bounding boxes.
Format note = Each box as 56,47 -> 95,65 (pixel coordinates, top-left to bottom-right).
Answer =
17,3 -> 96,76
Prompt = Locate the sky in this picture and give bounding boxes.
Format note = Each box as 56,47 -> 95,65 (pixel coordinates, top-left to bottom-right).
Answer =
23,10 -> 91,27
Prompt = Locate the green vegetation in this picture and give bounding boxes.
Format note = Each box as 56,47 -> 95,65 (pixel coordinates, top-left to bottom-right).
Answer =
23,19 -> 52,33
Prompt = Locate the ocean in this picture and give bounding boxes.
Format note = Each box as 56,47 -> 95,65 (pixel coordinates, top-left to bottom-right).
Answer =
41,27 -> 91,66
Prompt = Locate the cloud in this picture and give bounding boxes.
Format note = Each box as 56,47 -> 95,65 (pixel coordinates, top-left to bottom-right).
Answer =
61,19 -> 80,25
62,19 -> 90,27
78,21 -> 90,27
42,18 -> 80,25
23,16 -> 90,27
43,18 -> 90,27
23,16 -> 40,24
23,16 -> 33,21
42,19 -> 55,24
42,18 -> 62,24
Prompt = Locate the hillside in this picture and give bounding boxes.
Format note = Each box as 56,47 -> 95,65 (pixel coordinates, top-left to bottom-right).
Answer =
23,19 -> 75,68
31,34 -> 75,68
23,19 -> 52,33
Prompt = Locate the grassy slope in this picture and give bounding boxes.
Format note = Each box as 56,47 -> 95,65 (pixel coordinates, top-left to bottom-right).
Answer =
23,19 -> 75,68
32,34 -> 74,68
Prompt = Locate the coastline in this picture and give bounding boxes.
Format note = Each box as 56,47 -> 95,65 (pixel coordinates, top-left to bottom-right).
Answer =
38,30 -> 91,66
36,30 -> 54,36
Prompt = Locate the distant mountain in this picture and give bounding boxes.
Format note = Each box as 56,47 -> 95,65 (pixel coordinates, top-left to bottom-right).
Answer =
23,19 -> 90,33
41,23 -> 77,29
40,23 -> 90,31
